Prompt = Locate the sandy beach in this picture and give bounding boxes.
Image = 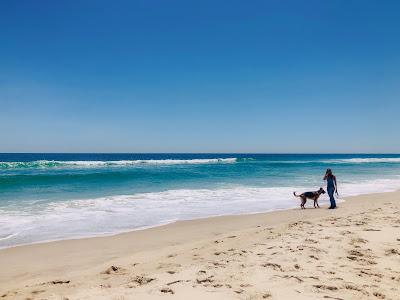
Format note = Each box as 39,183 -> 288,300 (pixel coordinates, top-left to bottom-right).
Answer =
2,1 -> 400,299
0,191 -> 399,300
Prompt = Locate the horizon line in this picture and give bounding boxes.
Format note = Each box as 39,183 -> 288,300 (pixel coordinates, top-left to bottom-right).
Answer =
1,152 -> 400,155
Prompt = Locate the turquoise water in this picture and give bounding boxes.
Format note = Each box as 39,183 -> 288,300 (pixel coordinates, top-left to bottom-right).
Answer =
1,153 -> 400,248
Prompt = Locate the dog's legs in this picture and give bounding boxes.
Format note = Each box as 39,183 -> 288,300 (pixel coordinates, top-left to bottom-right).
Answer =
301,197 -> 306,209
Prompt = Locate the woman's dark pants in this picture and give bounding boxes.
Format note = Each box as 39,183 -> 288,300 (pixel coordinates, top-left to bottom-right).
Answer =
328,187 -> 336,208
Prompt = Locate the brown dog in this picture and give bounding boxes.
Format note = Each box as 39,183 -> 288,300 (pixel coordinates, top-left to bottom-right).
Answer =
293,188 -> 325,209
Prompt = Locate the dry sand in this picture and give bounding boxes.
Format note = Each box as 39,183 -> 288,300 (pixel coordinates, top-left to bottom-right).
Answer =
0,191 -> 399,300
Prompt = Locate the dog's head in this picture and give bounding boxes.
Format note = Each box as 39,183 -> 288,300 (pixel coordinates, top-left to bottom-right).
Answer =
318,187 -> 326,194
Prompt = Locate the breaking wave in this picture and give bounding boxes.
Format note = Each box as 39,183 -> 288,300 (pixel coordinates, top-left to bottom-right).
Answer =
325,158 -> 400,164
0,158 -> 238,169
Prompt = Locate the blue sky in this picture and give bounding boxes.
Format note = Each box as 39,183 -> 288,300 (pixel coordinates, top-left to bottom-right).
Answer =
1,0 -> 399,153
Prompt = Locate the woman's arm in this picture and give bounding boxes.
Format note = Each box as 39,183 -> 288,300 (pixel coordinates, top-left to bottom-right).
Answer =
334,176 -> 338,194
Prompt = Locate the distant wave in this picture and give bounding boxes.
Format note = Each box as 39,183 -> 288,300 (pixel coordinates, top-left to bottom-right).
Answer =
2,157 -> 400,169
323,158 -> 400,164
0,158 -> 237,169
262,157 -> 400,164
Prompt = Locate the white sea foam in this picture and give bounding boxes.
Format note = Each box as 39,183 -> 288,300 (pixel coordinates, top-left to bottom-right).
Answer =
0,158 -> 237,169
265,158 -> 400,164
61,158 -> 238,165
1,176 -> 399,249
2,157 -> 400,169
324,158 -> 400,164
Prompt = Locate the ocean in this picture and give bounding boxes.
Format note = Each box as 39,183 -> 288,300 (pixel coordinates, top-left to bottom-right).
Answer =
1,153 -> 400,249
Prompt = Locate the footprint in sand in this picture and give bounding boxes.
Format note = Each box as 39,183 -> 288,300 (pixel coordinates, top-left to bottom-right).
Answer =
196,275 -> 214,284
209,261 -> 226,268
359,270 -> 383,278
385,248 -> 400,256
158,262 -> 181,270
1,291 -> 18,298
47,280 -> 70,285
192,254 -> 203,261
102,265 -> 126,275
261,262 -> 283,272
31,289 -> 46,295
350,238 -> 368,245
305,238 -> 318,244
313,284 -> 338,291
373,291 -> 386,299
348,250 -> 364,257
126,275 -> 155,288
160,287 -> 174,294
360,257 -> 377,265
344,284 -> 368,295
262,292 -> 272,298
306,276 -> 319,281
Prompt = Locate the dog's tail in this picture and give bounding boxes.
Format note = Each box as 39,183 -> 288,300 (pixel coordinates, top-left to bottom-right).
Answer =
293,191 -> 299,197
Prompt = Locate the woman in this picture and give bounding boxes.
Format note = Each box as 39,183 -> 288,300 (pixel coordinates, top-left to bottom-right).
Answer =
323,169 -> 338,209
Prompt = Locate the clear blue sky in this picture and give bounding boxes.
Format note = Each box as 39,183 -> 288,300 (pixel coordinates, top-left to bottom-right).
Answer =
1,0 -> 399,153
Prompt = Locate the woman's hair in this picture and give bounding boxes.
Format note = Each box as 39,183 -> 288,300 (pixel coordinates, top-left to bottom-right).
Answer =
326,168 -> 333,177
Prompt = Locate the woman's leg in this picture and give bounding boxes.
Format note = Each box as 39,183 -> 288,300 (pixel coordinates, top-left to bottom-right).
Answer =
328,187 -> 336,208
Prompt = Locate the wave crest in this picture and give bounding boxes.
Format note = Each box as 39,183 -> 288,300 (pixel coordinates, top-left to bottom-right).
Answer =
324,158 -> 400,164
0,158 -> 237,169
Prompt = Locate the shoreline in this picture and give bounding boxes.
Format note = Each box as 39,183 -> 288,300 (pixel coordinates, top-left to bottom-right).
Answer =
1,192 -> 355,251
0,190 -> 389,257
1,190 -> 399,299
1,196 -> 351,251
